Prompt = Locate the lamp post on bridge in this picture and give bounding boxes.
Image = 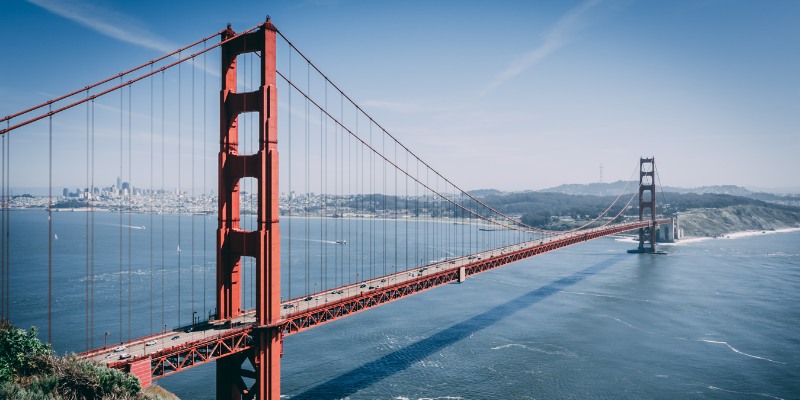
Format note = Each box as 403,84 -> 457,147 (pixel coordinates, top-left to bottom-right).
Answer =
104,331 -> 109,349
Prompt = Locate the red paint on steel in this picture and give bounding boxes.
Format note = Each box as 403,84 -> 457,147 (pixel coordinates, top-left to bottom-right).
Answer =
127,357 -> 152,388
636,158 -> 659,252
216,18 -> 281,400
102,220 -> 669,383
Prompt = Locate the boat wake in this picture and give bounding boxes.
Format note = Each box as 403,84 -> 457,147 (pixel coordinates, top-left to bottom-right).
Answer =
707,385 -> 786,399
593,314 -> 786,364
491,342 -> 577,358
696,339 -> 786,364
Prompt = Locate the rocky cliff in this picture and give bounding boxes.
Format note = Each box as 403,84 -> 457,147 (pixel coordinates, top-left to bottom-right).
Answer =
676,204 -> 800,238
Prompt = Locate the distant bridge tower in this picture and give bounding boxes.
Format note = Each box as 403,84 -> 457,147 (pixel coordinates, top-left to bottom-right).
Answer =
216,18 -> 281,399
629,157 -> 661,254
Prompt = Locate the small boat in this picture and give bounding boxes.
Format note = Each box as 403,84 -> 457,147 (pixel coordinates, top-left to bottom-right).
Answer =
335,240 -> 347,245
177,245 -> 182,253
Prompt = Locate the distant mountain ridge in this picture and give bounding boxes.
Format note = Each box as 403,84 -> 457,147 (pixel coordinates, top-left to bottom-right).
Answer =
532,181 -> 800,207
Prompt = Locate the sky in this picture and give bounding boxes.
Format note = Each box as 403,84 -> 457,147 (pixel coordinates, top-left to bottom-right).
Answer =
1,0 -> 798,193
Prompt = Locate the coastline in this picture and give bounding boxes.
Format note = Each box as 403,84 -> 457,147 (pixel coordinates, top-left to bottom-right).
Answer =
672,227 -> 800,245
614,227 -> 800,246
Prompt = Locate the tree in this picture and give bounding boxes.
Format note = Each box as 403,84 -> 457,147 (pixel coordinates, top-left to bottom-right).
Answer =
0,319 -> 150,399
0,320 -> 51,383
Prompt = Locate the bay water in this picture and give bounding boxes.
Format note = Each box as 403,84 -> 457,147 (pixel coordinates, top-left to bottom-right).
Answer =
5,210 -> 799,399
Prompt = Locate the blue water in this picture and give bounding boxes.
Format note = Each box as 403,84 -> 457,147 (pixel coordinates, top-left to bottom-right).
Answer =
5,211 -> 800,399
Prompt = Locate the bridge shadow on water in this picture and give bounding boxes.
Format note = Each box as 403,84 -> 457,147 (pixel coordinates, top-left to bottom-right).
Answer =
291,254 -> 626,399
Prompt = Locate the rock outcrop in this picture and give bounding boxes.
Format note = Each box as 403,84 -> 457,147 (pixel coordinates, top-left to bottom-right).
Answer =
677,205 -> 800,238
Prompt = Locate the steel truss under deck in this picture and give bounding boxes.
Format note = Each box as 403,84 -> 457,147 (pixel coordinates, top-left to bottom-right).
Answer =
106,219 -> 668,381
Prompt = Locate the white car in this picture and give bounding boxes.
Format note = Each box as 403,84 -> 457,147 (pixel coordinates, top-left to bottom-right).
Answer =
112,345 -> 126,352
145,340 -> 157,346
118,353 -> 132,360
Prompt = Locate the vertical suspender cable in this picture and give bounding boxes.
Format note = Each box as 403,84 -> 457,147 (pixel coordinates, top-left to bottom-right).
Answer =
85,91 -> 90,350
191,56 -> 196,324
320,102 -> 324,290
48,107 -> 53,343
335,94 -> 339,286
346,99 -> 351,284
160,71 -> 166,332
425,167 -> 429,265
349,108 -> 354,284
415,158 -> 419,269
338,104 -> 344,283
118,79 -> 124,343
203,43 -> 207,320
128,84 -> 132,341
5,128 -> 8,320
149,65 -> 155,334
345,108 -> 350,283
322,83 -> 327,290
178,57 -> 182,328
3,126 -> 9,319
1,123 -> 5,319
334,95 -> 338,286
90,99 -> 95,347
357,114 -> 362,284
382,126 -> 386,275
435,175 -> 439,262
287,40 -> 294,300
369,122 -> 374,279
405,150 -> 409,271
394,139 -> 398,275
358,118 -> 363,283
305,63 -> 309,297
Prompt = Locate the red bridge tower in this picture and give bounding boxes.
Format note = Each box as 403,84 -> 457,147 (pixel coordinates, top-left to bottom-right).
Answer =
216,18 -> 281,399
628,157 -> 663,254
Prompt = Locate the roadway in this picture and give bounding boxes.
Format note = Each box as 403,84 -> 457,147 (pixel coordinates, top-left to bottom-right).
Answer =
83,220 -> 663,369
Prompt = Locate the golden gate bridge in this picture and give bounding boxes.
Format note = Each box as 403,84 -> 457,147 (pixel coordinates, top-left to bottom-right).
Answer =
0,18 -> 671,399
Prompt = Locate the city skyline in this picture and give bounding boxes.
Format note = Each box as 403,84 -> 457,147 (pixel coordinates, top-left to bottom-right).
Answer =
1,0 -> 798,192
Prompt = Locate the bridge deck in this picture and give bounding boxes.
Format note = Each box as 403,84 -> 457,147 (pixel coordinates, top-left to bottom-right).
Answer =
79,219 -> 669,380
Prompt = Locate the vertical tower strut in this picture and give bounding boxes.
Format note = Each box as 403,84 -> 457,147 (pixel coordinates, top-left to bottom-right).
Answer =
217,18 -> 281,400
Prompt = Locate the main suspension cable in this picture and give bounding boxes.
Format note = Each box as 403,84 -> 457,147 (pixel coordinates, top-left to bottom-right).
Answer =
276,31 -> 543,233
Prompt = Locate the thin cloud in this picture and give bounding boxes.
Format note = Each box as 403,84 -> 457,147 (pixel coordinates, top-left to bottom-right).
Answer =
27,0 -> 219,76
484,0 -> 603,92
27,0 -> 177,53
